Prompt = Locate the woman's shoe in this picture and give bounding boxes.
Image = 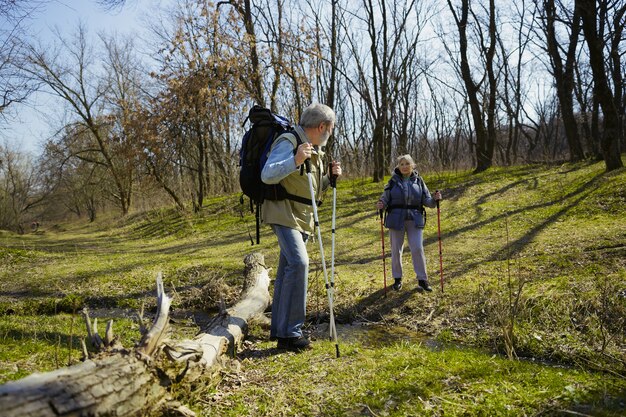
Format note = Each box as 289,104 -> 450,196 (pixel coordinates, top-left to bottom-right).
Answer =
392,279 -> 402,291
418,280 -> 432,292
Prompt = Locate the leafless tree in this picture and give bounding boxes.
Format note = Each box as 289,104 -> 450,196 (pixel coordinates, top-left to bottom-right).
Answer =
0,1 -> 42,120
39,135 -> 103,221
341,0 -> 430,181
21,25 -> 136,214
497,0 -> 536,165
576,0 -> 624,171
304,0 -> 342,157
534,0 -> 585,161
0,140 -> 50,232
446,0 -> 499,173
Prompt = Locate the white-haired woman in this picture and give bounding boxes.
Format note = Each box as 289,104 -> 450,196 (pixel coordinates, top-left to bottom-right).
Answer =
376,155 -> 441,292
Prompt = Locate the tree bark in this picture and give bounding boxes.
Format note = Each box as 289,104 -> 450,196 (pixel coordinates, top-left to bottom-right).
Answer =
577,0 -> 624,171
0,253 -> 271,417
543,0 -> 585,161
447,0 -> 497,173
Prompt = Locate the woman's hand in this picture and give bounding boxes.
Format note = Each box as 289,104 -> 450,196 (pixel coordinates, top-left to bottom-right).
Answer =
433,190 -> 442,201
331,161 -> 342,177
376,200 -> 384,210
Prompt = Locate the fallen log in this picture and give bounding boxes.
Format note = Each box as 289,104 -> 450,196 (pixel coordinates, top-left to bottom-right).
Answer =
0,253 -> 270,417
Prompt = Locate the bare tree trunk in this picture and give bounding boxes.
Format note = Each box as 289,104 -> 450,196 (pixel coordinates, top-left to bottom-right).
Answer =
484,0 -> 498,171
241,0 -> 265,106
577,0 -> 623,171
447,0 -> 497,173
541,0 -> 585,161
373,118 -> 386,182
324,0 -> 339,159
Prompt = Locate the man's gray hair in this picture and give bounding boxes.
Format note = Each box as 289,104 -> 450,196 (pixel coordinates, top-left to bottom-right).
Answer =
299,103 -> 336,128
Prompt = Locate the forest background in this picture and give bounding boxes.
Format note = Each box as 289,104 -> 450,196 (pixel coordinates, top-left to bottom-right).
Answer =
0,0 -> 624,230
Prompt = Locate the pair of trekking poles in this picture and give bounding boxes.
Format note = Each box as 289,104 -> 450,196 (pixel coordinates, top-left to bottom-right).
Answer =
378,195 -> 444,296
305,159 -> 340,358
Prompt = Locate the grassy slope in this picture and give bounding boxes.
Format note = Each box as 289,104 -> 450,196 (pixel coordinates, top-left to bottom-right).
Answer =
0,161 -> 625,416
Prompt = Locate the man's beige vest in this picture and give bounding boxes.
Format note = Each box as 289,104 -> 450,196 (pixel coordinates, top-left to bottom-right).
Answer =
261,132 -> 327,234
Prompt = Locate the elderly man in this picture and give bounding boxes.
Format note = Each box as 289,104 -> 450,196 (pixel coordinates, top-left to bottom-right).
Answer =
261,102 -> 341,351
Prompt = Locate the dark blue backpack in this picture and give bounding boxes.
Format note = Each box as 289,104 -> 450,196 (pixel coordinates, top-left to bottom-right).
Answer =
239,105 -> 304,243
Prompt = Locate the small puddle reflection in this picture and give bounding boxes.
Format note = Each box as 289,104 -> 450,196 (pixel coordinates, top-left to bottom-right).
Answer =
311,322 -> 440,349
87,308 -> 140,319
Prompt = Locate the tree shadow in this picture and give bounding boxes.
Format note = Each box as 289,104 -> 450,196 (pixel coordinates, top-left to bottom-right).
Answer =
533,385 -> 626,416
236,345 -> 291,360
439,171 -> 606,281
345,286 -> 422,322
471,176 -> 540,221
2,327 -> 85,351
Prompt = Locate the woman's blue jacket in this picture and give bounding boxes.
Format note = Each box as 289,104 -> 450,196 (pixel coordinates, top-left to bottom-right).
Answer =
379,168 -> 437,230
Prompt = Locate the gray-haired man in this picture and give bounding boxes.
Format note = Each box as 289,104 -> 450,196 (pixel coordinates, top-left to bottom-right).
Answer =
261,103 -> 342,351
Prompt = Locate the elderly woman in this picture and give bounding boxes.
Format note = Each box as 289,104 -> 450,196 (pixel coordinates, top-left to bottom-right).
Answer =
376,155 -> 442,292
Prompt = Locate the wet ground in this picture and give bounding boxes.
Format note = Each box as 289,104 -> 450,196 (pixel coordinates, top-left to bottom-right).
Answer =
310,321 -> 439,349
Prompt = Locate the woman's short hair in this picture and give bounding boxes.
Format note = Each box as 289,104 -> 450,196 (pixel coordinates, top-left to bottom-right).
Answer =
300,103 -> 336,128
396,154 -> 416,168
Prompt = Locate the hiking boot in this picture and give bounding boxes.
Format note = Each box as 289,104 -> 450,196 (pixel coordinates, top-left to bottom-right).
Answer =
392,279 -> 402,291
276,337 -> 289,349
418,280 -> 433,292
277,336 -> 312,351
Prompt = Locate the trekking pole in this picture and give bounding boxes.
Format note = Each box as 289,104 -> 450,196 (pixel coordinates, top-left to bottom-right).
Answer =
329,162 -> 338,319
379,209 -> 388,297
436,191 -> 444,292
305,159 -> 339,358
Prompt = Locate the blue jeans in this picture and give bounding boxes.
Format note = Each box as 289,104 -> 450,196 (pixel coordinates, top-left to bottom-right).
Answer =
270,224 -> 309,339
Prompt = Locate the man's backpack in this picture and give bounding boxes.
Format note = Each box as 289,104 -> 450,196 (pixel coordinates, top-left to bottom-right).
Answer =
238,105 -> 303,244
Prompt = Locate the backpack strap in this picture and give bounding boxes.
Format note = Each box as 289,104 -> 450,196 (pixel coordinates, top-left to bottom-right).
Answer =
280,131 -> 302,149
384,175 -> 425,213
266,130 -> 321,206
387,204 -> 421,211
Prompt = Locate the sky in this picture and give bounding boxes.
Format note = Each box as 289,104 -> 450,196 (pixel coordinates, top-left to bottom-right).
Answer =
2,0 -> 165,156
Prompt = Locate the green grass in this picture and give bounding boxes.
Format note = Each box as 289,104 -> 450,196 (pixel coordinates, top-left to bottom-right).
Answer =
197,328 -> 625,416
0,314 -> 139,381
1,160 -> 625,415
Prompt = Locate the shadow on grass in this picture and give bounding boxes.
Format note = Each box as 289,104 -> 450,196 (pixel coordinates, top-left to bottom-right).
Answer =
533,385 -> 626,416
344,286 -> 422,322
435,165 -> 548,204
425,170 -> 606,281
0,287 -> 159,314
1,327 -> 85,352
236,345 -> 295,360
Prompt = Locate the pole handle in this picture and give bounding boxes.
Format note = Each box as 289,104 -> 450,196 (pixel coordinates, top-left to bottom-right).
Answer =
328,162 -> 338,188
305,158 -> 311,174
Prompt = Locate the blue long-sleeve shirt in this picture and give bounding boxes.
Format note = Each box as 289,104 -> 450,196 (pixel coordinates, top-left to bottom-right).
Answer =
262,126 -> 314,184
261,137 -> 300,184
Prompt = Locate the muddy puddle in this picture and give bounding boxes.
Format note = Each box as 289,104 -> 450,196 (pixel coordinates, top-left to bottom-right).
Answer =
86,308 -> 440,350
310,322 -> 440,350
